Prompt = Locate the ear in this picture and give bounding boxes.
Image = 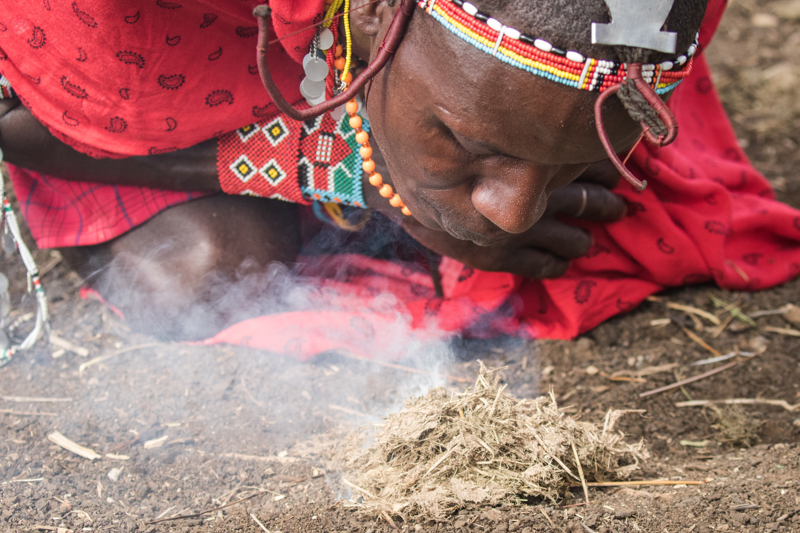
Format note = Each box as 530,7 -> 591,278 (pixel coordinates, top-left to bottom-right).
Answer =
349,0 -> 400,59
349,0 -> 390,37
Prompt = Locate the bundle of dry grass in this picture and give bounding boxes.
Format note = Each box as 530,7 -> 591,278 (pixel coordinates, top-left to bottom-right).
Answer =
341,364 -> 648,522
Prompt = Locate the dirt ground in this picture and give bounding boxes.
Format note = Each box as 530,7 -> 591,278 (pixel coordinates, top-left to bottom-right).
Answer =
2,2 -> 800,532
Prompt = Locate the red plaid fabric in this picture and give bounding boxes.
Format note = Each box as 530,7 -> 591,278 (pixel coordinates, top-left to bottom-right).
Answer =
7,166 -> 210,249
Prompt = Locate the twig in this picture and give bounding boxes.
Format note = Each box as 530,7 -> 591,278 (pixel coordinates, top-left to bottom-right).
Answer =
711,314 -> 734,338
667,303 -> 721,325
594,480 -> 703,486
152,506 -> 176,521
48,431 -> 101,460
1,396 -> 72,403
329,404 -> 369,417
681,327 -> 722,358
571,442 -> 589,505
241,375 -> 264,408
146,489 -> 269,524
2,477 -> 44,484
581,523 -> 598,533
78,343 -> 162,374
572,480 -> 705,487
531,431 -> 579,481
762,326 -> 800,337
691,351 -> 755,366
382,510 -> 398,529
559,502 -> 588,509
610,363 -> 678,379
0,409 -> 57,416
676,399 -> 799,412
250,513 -> 270,532
342,478 -> 379,500
726,259 -> 750,283
749,305 -> 791,318
674,369 -> 693,402
732,504 -> 759,511
539,507 -> 556,528
107,422 -> 160,454
640,357 -> 752,398
335,350 -> 470,383
709,295 -> 756,327
49,334 -> 89,357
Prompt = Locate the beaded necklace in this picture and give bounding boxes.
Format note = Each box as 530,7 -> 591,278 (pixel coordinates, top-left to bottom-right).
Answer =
299,0 -> 414,216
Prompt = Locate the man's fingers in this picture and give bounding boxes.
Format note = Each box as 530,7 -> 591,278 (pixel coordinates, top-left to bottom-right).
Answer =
545,183 -> 626,221
503,248 -> 570,279
576,159 -> 621,188
516,219 -> 592,259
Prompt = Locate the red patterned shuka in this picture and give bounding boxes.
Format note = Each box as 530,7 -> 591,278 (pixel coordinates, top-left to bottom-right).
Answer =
4,0 -> 800,353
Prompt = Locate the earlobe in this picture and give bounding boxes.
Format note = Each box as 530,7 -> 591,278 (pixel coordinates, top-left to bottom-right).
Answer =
348,0 -> 384,37
348,0 -> 401,61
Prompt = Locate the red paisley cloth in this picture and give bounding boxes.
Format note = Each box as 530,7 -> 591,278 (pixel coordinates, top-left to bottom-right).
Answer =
204,48 -> 800,360
0,0 -> 322,247
203,0 -> 800,357
3,0 -> 800,359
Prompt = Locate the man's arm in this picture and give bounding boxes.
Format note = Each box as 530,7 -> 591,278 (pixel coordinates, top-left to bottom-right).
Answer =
0,99 -> 220,191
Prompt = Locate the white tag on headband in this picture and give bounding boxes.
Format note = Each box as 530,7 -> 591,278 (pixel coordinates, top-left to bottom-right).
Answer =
592,0 -> 678,54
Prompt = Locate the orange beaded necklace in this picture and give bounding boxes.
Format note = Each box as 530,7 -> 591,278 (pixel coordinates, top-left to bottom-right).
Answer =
346,99 -> 412,217
328,28 -> 413,217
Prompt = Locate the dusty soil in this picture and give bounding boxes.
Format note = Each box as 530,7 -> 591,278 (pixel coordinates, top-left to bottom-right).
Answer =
2,2 -> 800,532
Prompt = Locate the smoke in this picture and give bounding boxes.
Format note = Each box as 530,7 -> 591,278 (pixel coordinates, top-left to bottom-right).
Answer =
69,210 -> 466,448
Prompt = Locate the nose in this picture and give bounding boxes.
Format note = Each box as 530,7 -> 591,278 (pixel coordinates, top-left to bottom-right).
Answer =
470,162 -> 552,234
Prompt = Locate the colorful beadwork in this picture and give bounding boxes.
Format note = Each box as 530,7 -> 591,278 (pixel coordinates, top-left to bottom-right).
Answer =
0,152 -> 50,368
217,108 -> 368,208
347,99 -> 412,217
419,0 -> 697,95
0,75 -> 15,100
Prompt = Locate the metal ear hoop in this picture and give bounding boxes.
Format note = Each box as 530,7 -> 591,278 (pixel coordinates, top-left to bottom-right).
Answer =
253,0 -> 417,122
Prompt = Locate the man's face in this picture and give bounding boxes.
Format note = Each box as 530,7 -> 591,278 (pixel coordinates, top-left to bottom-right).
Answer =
365,15 -> 643,246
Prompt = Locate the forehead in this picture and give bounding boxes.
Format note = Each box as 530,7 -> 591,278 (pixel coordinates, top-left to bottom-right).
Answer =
396,14 -> 638,163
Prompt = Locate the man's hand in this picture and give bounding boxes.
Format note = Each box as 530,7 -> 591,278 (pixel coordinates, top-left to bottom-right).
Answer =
400,166 -> 625,278
365,132 -> 626,278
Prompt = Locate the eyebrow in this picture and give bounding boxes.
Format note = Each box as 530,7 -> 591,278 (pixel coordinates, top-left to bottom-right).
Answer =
449,128 -> 521,160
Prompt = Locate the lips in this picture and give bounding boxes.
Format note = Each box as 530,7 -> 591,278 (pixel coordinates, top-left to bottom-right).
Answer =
438,214 -> 507,247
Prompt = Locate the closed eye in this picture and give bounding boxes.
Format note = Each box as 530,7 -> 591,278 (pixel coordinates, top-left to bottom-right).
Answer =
447,126 -> 520,160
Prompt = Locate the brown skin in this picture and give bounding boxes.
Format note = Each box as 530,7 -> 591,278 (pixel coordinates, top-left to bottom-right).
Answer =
353,0 -> 639,276
0,1 -> 645,338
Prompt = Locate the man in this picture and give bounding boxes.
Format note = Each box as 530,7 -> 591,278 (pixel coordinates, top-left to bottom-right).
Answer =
0,0 -> 798,356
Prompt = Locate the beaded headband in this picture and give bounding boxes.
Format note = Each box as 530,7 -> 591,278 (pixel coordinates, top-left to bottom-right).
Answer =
419,0 -> 697,95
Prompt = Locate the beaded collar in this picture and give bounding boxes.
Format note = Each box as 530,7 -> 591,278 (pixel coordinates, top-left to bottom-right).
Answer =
419,0 -> 698,94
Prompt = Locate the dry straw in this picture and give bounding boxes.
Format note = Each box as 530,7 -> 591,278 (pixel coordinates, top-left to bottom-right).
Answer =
340,363 -> 648,522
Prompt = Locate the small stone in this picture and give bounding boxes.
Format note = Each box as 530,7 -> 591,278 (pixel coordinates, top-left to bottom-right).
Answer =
749,336 -> 769,352
615,508 -> 636,519
751,13 -> 779,27
575,337 -> 594,355
585,365 -> 600,376
107,467 -> 123,482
